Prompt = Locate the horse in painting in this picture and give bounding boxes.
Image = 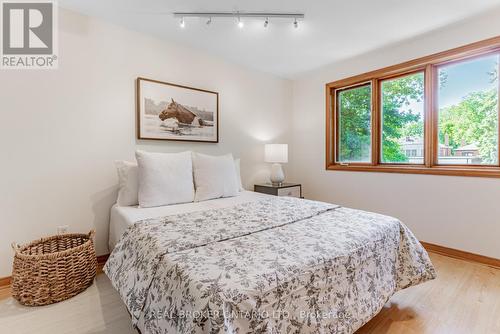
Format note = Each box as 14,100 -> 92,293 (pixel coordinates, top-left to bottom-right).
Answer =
159,99 -> 209,127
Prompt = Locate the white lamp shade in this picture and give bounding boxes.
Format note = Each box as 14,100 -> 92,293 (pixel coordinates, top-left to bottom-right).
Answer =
265,144 -> 288,163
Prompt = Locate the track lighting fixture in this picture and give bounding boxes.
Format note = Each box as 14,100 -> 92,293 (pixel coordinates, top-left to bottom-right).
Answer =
173,12 -> 304,30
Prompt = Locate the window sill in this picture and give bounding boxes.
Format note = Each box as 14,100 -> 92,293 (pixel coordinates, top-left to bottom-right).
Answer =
326,164 -> 500,178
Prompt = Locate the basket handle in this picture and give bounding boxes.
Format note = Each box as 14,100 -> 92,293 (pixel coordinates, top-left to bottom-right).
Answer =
11,242 -> 20,253
88,230 -> 96,240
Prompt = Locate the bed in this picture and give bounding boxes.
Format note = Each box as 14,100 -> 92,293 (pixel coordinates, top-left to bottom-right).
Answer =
108,191 -> 270,250
105,191 -> 436,334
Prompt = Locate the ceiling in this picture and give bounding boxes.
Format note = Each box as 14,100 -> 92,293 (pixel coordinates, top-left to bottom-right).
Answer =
59,0 -> 500,78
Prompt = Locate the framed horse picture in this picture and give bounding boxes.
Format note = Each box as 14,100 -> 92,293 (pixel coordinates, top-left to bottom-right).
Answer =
136,77 -> 219,142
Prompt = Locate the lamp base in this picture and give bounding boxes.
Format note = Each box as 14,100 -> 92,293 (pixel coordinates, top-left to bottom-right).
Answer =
270,163 -> 285,185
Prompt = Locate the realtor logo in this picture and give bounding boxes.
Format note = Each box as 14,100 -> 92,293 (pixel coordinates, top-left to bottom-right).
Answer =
1,0 -> 58,69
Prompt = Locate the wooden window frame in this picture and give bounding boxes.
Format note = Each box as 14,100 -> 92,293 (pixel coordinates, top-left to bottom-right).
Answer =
334,82 -> 373,165
326,36 -> 500,178
378,69 -> 426,166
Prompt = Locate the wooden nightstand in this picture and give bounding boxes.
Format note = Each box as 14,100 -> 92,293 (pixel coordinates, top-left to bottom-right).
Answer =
254,183 -> 302,198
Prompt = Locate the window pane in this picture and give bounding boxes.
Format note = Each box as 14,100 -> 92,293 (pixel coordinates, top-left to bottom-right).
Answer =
381,72 -> 425,164
438,54 -> 499,165
337,84 -> 372,162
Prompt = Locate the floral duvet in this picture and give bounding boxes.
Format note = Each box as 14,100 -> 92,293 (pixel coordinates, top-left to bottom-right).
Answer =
105,196 -> 436,334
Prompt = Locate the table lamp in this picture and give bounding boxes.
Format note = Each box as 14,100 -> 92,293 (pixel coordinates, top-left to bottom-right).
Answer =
264,144 -> 288,185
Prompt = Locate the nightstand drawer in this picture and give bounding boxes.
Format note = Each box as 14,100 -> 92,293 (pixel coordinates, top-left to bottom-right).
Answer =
254,183 -> 302,198
277,186 -> 301,198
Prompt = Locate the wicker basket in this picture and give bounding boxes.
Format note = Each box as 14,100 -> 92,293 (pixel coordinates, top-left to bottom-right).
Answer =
11,230 -> 97,306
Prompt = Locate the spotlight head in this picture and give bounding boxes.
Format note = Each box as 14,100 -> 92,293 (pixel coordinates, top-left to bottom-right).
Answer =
206,17 -> 212,25
237,17 -> 244,28
264,18 -> 269,28
293,18 -> 298,29
180,17 -> 185,28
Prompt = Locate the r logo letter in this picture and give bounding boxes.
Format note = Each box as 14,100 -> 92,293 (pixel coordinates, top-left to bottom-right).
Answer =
29,9 -> 48,48
2,2 -> 53,54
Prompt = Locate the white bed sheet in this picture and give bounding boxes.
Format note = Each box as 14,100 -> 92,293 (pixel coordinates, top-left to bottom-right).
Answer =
108,190 -> 270,250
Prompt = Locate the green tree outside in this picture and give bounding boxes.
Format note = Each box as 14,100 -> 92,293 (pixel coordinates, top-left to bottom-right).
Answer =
381,73 -> 424,163
338,85 -> 371,162
438,89 -> 498,164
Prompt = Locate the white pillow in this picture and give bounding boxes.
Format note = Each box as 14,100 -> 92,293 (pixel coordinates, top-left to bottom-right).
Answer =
234,158 -> 244,191
115,160 -> 139,206
136,150 -> 194,208
192,153 -> 239,202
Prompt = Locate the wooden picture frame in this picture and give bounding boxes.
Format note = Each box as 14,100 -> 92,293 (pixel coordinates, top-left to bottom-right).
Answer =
136,77 -> 219,143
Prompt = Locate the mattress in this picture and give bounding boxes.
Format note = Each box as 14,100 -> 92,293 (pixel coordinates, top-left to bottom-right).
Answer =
108,190 -> 270,250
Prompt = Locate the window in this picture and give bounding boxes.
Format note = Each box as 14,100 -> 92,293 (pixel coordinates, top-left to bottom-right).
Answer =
326,37 -> 500,177
405,149 -> 418,157
381,72 -> 425,164
437,54 -> 499,165
336,84 -> 372,163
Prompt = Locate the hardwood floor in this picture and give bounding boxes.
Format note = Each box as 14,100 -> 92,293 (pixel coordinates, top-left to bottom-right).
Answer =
357,252 -> 500,334
0,274 -> 136,334
0,252 -> 499,333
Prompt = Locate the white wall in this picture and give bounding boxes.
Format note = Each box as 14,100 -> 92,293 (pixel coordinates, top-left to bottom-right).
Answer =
289,9 -> 500,259
0,8 -> 292,277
